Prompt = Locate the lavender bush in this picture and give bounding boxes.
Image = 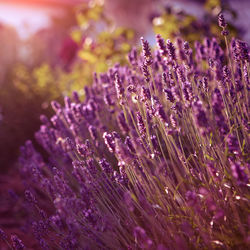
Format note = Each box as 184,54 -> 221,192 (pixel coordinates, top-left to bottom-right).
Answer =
4,14 -> 249,249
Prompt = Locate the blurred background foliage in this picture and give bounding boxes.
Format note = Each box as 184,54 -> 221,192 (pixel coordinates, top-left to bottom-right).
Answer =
0,0 -> 245,173
153,0 -> 238,43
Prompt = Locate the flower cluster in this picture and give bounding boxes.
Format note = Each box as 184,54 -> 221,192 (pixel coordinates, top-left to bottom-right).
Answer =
5,14 -> 249,249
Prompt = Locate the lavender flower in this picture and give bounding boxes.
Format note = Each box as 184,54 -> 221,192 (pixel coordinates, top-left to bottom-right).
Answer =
141,86 -> 151,102
88,125 -> 98,141
114,72 -> 124,100
236,39 -> 249,62
0,228 -> 7,241
164,88 -> 175,103
11,235 -> 25,250
17,26 -> 250,250
192,99 -> 210,135
183,41 -> 190,55
141,37 -> 153,65
218,13 -> 227,28
141,63 -> 151,82
25,190 -> 37,204
230,161 -> 248,185
156,34 -> 167,57
166,39 -> 176,62
103,132 -> 115,153
104,92 -> 114,106
136,112 -> 146,137
125,136 -> 136,153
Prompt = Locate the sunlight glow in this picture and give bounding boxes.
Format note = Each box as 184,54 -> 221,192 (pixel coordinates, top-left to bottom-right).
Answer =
0,2 -> 64,39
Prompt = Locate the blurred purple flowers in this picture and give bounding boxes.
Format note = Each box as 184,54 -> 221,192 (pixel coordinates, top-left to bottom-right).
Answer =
2,14 -> 249,250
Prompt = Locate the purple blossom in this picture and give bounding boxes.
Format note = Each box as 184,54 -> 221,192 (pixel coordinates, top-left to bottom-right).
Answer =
166,39 -> 176,62
218,13 -> 227,28
192,99 -> 210,135
88,125 -> 98,141
183,41 -> 190,55
230,161 -> 249,185
114,72 -> 124,100
141,86 -> 151,102
103,132 -> 116,153
156,34 -> 167,57
141,63 -> 151,82
11,235 -> 25,250
25,190 -> 37,204
136,112 -> 146,137
141,37 -> 153,65
17,26 -> 250,250
0,228 -> 7,241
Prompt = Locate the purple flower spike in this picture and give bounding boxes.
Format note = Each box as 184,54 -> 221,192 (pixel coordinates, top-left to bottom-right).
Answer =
136,112 -> 146,137
0,228 -> 7,241
99,158 -> 113,176
63,137 -> 75,152
141,37 -> 153,65
11,235 -> 25,250
218,13 -> 227,28
141,63 -> 151,82
164,88 -> 175,103
192,100 -> 210,135
64,96 -> 72,109
72,91 -> 80,103
25,190 -> 37,204
230,161 -> 249,185
103,132 -> 115,153
114,72 -> 125,100
156,34 -> 168,57
183,41 -> 190,56
232,39 -> 249,62
202,77 -> 208,92
125,136 -> 136,153
104,92 -> 114,106
166,39 -> 176,62
88,125 -> 98,141
236,40 -> 249,62
141,86 -> 151,102
51,100 -> 62,113
115,138 -> 133,166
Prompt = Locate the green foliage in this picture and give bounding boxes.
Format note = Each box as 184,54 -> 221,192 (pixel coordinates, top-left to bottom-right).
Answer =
153,1 -> 238,44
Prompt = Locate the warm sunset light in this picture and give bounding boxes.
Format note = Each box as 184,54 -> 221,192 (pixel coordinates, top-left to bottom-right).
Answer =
0,0 -> 77,39
0,0 -> 84,6
0,1 -> 249,249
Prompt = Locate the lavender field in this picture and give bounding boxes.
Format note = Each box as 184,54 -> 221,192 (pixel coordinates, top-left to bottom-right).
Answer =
0,0 -> 249,249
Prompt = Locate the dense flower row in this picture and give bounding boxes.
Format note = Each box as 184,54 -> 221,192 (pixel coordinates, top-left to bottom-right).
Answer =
2,14 -> 249,249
